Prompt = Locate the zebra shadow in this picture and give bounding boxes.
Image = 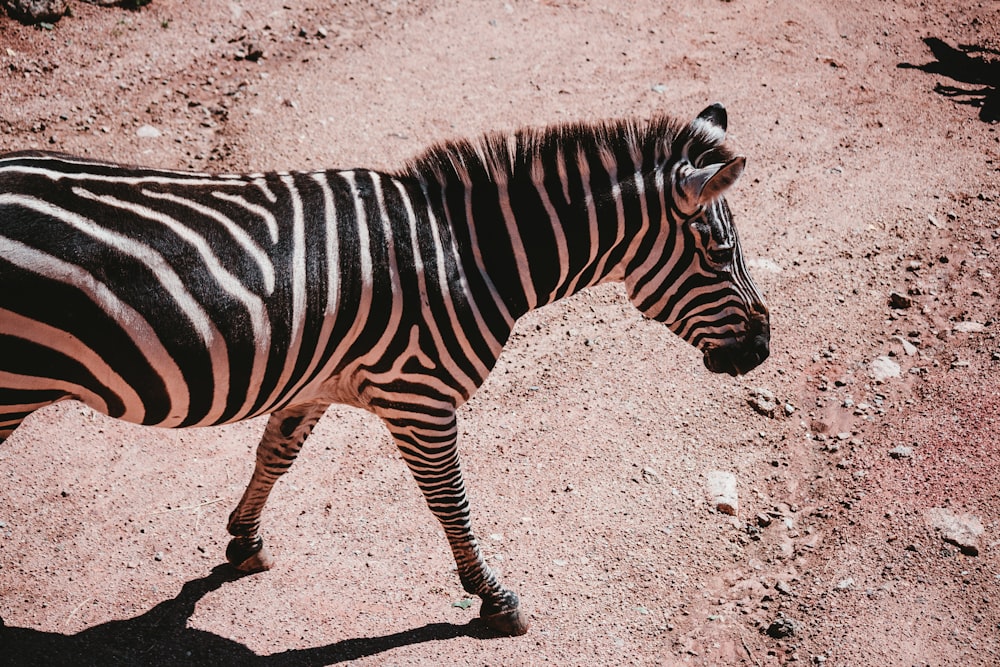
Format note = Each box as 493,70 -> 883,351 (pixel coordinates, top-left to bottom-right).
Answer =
0,565 -> 495,666
898,37 -> 1000,122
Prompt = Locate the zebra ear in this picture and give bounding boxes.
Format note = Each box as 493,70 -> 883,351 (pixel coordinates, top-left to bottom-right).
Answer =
678,156 -> 746,207
696,103 -> 728,133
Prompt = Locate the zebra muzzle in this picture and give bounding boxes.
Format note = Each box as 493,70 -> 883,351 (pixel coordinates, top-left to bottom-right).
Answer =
702,315 -> 770,377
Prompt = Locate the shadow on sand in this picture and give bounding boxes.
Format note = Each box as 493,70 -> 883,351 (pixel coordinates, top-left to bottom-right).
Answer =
899,37 -> 1000,122
0,565 -> 497,666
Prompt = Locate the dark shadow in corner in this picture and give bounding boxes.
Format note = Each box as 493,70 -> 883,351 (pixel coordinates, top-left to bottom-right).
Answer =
0,565 -> 497,666
898,37 -> 1000,122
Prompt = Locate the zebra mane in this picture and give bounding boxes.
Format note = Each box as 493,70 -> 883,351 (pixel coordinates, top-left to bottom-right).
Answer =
398,113 -> 735,186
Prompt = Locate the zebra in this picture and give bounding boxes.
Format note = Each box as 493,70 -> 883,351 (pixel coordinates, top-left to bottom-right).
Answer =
0,103 -> 769,636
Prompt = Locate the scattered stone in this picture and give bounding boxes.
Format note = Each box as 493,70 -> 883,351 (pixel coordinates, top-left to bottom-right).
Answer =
950,360 -> 970,370
952,321 -> 985,334
892,336 -> 918,356
905,260 -> 922,272
756,512 -> 772,527
705,471 -> 738,516
775,580 -> 793,595
766,616 -> 797,639
154,551 -> 164,561
748,388 -> 780,418
3,0 -> 67,23
836,578 -> 854,590
869,356 -> 901,383
136,124 -> 162,139
888,291 -> 912,309
928,214 -> 943,228
889,445 -> 913,459
641,466 -> 662,484
925,507 -> 984,556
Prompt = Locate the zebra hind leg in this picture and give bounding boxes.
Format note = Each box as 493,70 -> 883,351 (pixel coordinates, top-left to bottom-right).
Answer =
381,406 -> 530,636
225,401 -> 329,573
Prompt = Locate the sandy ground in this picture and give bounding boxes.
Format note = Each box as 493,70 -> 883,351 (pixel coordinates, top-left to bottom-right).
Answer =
1,1 -> 999,665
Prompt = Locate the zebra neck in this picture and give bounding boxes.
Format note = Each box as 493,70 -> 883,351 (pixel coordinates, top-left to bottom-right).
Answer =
444,160 -> 650,327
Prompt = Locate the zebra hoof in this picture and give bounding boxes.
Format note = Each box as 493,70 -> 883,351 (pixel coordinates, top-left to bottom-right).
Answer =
226,538 -> 274,573
480,593 -> 530,636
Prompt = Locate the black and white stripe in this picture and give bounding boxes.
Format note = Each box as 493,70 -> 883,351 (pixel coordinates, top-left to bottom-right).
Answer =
0,103 -> 769,635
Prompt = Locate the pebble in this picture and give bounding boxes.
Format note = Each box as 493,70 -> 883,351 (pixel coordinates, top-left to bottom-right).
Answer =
748,395 -> 777,418
705,471 -> 738,516
766,617 -> 797,638
889,445 -> 913,459
748,388 -> 779,418
136,124 -> 162,139
924,507 -> 984,556
641,466 -> 663,484
952,321 -> 985,334
4,0 -> 66,23
892,336 -> 918,356
869,356 -> 901,383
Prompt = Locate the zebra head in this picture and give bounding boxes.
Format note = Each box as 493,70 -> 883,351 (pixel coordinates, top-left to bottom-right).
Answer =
624,103 -> 770,377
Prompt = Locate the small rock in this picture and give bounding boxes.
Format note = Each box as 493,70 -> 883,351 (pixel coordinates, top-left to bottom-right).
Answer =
154,551 -> 164,561
756,512 -> 772,527
748,395 -> 777,418
925,507 -> 984,556
869,356 -> 901,383
892,336 -> 918,356
766,617 -> 797,639
905,260 -> 923,272
748,388 -> 779,418
952,321 -> 985,334
136,124 -> 162,139
705,471 -> 738,516
889,445 -> 913,459
4,0 -> 67,23
836,578 -> 854,590
888,291 -> 912,309
641,466 -> 662,485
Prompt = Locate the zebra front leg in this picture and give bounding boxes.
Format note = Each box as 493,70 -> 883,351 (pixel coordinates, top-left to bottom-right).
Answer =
382,408 -> 529,636
226,401 -> 329,573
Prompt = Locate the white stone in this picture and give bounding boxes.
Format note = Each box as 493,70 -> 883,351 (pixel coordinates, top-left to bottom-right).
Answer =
136,124 -> 162,139
869,356 -> 901,383
925,507 -> 984,555
705,471 -> 738,516
953,321 -> 985,334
